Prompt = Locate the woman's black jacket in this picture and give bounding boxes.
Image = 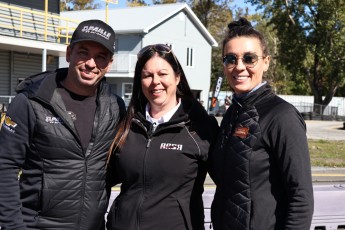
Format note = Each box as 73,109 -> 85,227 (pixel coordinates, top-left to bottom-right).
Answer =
210,84 -> 314,230
107,98 -> 219,230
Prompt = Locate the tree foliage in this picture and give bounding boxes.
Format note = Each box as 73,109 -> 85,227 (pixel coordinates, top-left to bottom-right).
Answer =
152,0 -> 180,4
60,0 -> 100,11
127,0 -> 147,7
246,0 -> 345,107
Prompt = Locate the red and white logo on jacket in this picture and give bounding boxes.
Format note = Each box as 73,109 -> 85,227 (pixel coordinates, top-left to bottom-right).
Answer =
160,143 -> 183,151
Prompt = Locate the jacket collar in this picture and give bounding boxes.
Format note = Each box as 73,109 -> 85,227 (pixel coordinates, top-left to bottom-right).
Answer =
16,68 -> 107,104
232,83 -> 274,108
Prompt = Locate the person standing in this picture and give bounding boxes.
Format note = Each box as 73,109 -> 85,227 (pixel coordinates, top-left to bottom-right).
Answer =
0,19 -> 126,229
209,18 -> 314,230
106,44 -> 219,229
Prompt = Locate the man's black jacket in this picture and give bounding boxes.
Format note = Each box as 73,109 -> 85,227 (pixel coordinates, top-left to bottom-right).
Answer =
0,68 -> 125,230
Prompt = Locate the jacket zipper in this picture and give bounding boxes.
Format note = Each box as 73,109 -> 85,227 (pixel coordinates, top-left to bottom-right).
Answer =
136,137 -> 151,230
133,119 -> 186,229
35,89 -> 97,229
76,158 -> 88,229
75,103 -> 99,229
76,122 -> 99,229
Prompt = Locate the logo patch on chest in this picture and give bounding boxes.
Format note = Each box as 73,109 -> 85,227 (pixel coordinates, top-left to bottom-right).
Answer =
45,116 -> 64,124
233,126 -> 249,139
160,143 -> 183,151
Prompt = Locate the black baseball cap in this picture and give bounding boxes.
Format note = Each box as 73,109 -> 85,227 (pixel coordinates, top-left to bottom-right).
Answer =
70,19 -> 116,54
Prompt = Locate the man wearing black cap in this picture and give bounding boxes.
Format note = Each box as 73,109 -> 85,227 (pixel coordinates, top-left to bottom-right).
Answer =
0,20 -> 126,230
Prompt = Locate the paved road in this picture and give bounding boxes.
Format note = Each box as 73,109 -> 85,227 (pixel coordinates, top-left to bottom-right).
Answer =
306,120 -> 345,140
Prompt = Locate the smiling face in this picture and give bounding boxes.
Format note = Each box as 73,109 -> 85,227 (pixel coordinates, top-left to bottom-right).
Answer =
64,41 -> 113,96
223,36 -> 270,95
141,55 -> 180,117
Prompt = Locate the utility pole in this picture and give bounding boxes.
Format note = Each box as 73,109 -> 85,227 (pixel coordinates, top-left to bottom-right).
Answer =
104,0 -> 118,23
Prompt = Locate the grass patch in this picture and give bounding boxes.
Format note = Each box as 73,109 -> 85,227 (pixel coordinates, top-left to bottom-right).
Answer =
309,139 -> 345,167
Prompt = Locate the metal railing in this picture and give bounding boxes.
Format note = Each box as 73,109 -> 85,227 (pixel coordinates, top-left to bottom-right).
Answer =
0,3 -> 138,74
295,102 -> 341,121
0,96 -> 14,104
0,2 -> 79,44
110,53 -> 137,73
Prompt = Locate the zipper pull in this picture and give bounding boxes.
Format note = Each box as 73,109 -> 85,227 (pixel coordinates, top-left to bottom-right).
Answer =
146,139 -> 152,148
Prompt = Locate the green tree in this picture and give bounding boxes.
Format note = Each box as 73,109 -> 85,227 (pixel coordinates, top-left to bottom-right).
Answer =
60,0 -> 100,11
247,0 -> 345,110
152,0 -> 179,4
127,0 -> 147,7
60,0 -> 70,11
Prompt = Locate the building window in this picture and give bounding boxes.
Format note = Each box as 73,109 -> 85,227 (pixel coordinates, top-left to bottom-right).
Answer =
186,47 -> 194,67
122,83 -> 133,107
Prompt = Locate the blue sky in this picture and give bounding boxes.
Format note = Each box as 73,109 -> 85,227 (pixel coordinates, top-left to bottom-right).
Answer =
96,0 -> 255,13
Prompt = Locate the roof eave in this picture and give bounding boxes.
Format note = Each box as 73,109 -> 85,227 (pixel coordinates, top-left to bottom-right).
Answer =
144,3 -> 218,47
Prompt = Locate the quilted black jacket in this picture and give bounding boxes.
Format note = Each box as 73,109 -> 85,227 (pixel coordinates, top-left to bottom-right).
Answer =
0,68 -> 125,230
210,84 -> 314,230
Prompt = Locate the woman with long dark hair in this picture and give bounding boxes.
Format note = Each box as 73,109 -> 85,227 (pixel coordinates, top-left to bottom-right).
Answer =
106,44 -> 219,230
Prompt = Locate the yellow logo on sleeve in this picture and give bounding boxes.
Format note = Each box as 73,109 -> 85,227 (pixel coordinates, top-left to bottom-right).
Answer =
0,113 -> 18,133
2,115 -> 18,133
4,116 -> 17,128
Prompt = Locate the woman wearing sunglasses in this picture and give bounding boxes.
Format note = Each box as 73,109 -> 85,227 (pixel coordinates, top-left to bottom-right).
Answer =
209,18 -> 314,230
106,44 -> 219,229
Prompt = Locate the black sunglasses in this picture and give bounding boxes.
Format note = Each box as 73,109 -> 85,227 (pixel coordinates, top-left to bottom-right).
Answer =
223,53 -> 265,68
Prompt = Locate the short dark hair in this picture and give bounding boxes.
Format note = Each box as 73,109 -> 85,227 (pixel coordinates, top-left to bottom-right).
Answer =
223,17 -> 269,57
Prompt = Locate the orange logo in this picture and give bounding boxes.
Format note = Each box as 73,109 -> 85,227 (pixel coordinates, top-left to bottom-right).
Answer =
233,126 -> 249,139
